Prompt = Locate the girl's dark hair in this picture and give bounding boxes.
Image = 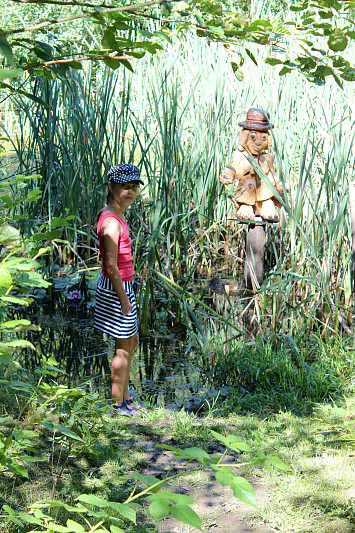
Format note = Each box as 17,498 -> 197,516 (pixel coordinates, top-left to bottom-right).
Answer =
95,183 -> 113,223
106,188 -> 114,205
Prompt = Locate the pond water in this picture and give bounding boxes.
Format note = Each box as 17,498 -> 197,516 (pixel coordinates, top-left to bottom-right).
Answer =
10,272 -> 244,411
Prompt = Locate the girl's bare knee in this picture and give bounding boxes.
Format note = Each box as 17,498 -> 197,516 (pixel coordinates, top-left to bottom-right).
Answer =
112,353 -> 128,372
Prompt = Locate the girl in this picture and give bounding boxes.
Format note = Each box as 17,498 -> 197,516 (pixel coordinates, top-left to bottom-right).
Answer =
94,164 -> 143,416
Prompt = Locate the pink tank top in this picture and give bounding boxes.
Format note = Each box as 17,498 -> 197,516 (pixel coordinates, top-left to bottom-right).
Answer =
97,212 -> 134,281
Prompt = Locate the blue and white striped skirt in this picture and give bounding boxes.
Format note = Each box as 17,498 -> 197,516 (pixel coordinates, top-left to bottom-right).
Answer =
94,273 -> 138,339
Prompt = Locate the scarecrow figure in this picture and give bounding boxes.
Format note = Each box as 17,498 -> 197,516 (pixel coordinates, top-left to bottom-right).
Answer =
220,108 -> 288,222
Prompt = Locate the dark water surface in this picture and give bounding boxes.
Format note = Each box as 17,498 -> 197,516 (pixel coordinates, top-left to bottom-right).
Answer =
12,285 -> 212,411
7,269 -> 246,410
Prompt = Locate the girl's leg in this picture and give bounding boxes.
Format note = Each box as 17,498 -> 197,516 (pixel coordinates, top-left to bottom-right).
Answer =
111,333 -> 139,403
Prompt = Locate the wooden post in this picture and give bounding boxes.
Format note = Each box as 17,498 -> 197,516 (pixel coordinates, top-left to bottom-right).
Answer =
244,221 -> 266,289
349,181 -> 355,296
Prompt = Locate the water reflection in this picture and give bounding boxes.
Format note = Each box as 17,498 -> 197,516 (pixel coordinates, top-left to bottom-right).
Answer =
6,272 -> 253,410
9,290 -> 209,410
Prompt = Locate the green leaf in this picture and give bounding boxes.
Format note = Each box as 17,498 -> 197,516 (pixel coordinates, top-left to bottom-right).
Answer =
319,10 -> 333,19
0,319 -> 32,331
183,447 -> 211,460
338,432 -> 355,441
5,257 -> 40,271
328,29 -> 348,51
245,48 -> 258,65
18,512 -> 42,525
0,225 -> 20,246
6,515 -> 24,527
9,380 -> 32,391
102,28 -> 119,49
3,505 -> 16,515
210,431 -> 252,452
266,455 -> 292,471
110,527 -> 125,533
341,67 -> 355,81
46,524 -> 70,532
42,423 -> 83,442
170,503 -> 202,530
0,68 -> 23,80
231,477 -> 256,507
265,57 -> 283,66
156,491 -> 195,504
31,230 -> 62,241
215,467 -> 235,487
290,1 -> 308,12
0,354 -> 15,365
245,19 -> 272,31
7,459 -> 29,477
148,498 -> 170,520
0,36 -> 14,65
0,296 -> 33,306
66,519 -> 85,532
77,494 -> 110,507
5,339 -> 35,350
0,266 -> 12,288
13,429 -> 38,439
279,66 -> 292,76
110,502 -> 136,523
17,271 -> 51,289
231,62 -> 244,81
51,217 -> 72,228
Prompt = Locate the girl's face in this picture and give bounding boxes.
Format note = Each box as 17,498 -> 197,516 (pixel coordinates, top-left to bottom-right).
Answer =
109,181 -> 139,208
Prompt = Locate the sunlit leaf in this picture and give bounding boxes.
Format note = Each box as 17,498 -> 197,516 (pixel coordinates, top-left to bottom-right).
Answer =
0,319 -> 31,331
0,225 -> 20,246
6,459 -> 29,478
66,519 -> 85,532
266,455 -> 292,471
110,526 -> 125,533
0,266 -> 12,288
0,296 -> 33,306
148,497 -> 170,520
0,36 -> 14,65
231,62 -> 244,81
110,502 -> 136,523
170,503 -> 202,530
5,257 -> 40,271
17,271 -> 51,289
77,494 -> 110,507
231,476 -> 256,507
18,512 -> 42,525
328,29 -> 348,51
245,48 -> 258,65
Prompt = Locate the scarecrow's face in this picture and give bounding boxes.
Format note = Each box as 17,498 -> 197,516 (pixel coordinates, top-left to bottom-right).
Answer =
238,130 -> 270,155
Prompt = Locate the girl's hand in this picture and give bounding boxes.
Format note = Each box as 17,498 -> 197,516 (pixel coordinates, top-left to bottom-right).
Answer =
121,299 -> 132,315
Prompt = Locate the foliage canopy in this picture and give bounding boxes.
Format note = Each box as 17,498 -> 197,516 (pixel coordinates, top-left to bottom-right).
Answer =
0,0 -> 354,90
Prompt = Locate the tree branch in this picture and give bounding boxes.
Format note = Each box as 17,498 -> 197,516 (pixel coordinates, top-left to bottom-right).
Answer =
9,0 -> 110,7
22,54 -> 130,71
0,0 -> 180,37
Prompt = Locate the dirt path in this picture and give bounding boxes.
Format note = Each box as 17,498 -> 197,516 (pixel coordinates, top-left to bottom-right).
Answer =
157,480 -> 272,533
132,419 -> 274,533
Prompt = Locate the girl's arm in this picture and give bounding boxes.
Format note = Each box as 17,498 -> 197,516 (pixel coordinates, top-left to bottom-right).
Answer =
101,217 -> 132,315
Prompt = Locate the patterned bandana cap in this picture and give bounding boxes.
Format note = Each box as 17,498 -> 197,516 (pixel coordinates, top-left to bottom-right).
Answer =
107,164 -> 144,185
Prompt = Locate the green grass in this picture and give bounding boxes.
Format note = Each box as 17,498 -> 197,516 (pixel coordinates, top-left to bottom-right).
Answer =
197,332 -> 354,415
1,398 -> 354,532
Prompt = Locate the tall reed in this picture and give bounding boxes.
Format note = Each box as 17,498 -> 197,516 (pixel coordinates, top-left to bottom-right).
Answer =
1,23 -> 353,339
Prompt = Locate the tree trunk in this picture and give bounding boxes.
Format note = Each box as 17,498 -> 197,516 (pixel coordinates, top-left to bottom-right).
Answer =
244,223 -> 266,288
